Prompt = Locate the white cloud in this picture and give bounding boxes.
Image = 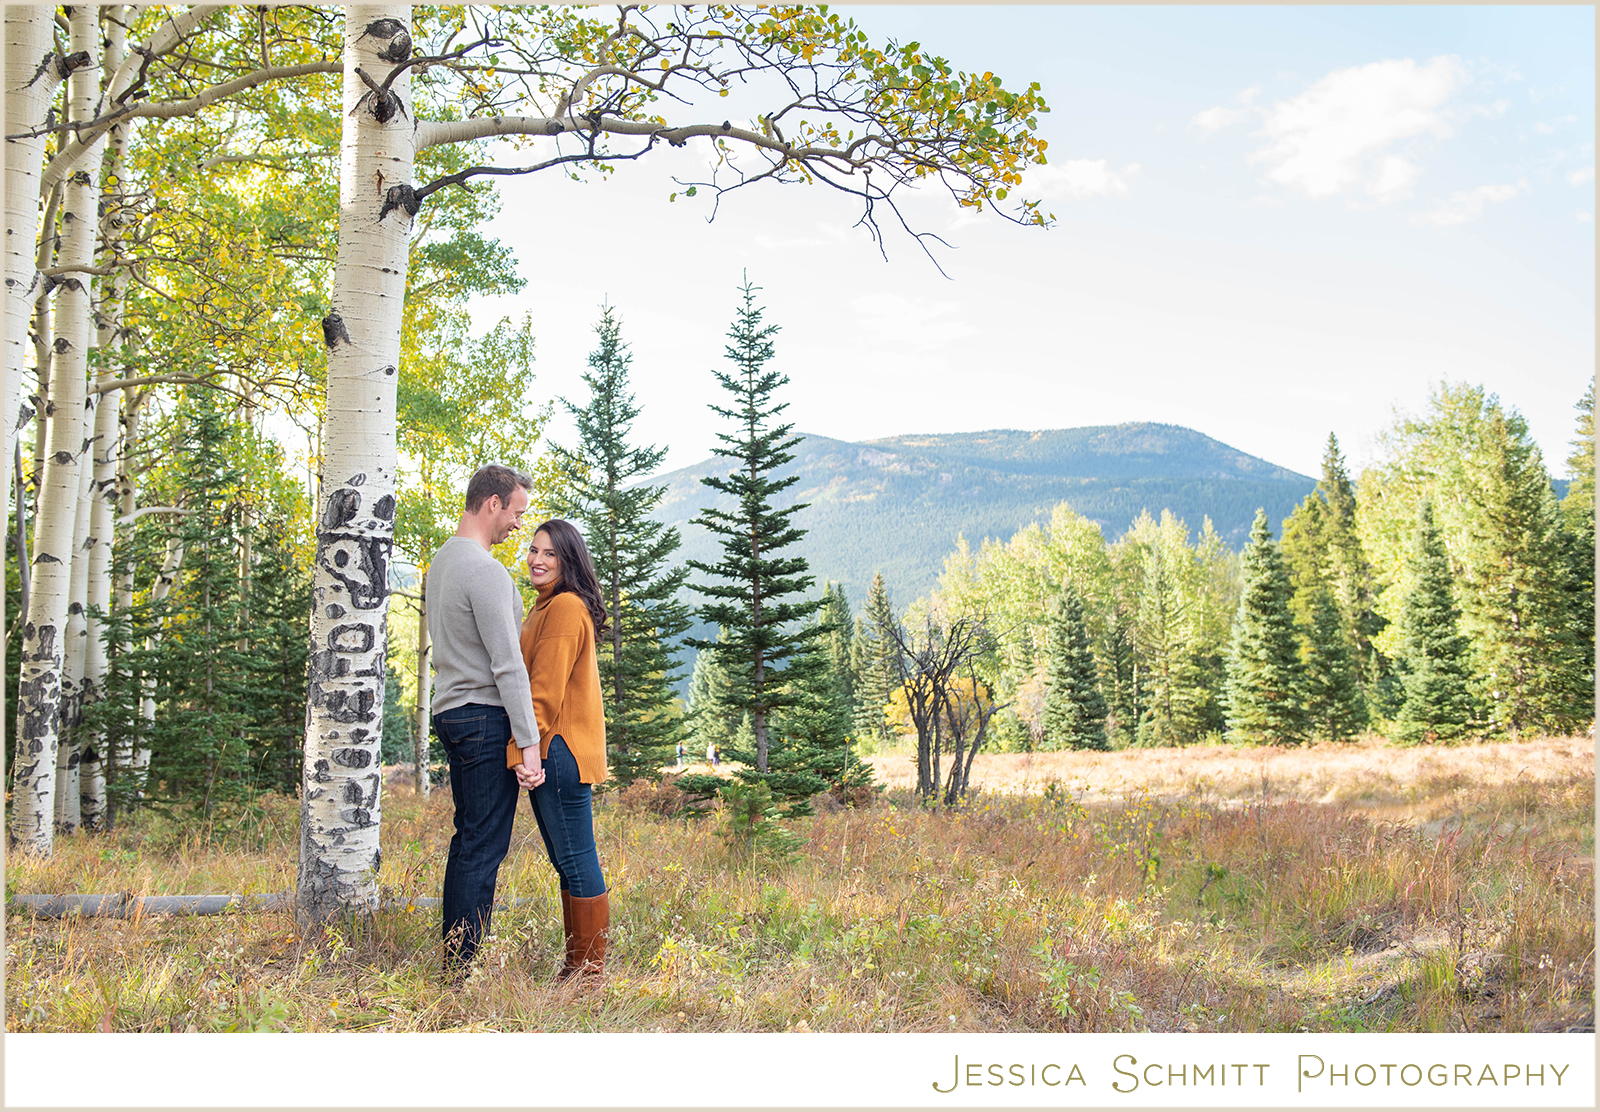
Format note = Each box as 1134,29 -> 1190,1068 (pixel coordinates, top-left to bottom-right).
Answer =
1578,211 -> 1594,224
1251,56 -> 1466,202
1568,167 -> 1595,186
1027,159 -> 1139,200
1191,86 -> 1259,137
1414,181 -> 1525,226
1192,105 -> 1246,135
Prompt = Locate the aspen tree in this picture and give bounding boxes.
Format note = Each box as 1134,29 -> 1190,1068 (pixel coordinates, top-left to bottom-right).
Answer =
11,6 -> 105,853
79,7 -> 132,830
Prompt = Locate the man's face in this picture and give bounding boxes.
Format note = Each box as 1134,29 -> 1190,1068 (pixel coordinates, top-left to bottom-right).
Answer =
488,485 -> 531,546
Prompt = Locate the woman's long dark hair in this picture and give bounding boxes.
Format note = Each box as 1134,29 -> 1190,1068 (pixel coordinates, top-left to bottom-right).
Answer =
531,518 -> 610,638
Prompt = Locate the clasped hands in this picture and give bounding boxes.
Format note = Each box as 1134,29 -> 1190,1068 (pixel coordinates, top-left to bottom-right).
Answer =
514,749 -> 546,790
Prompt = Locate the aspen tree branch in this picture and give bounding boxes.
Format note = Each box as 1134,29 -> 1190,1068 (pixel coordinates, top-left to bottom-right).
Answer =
40,259 -> 136,278
116,506 -> 191,527
103,4 -> 225,108
36,62 -> 342,195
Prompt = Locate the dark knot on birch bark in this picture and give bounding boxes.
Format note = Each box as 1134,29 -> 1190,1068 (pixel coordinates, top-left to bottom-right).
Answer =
377,31 -> 412,63
378,184 -> 419,221
361,17 -> 408,43
321,312 -> 351,350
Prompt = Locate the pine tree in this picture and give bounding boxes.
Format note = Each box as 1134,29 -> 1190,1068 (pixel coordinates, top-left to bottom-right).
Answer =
140,392 -> 256,812
553,306 -> 691,784
1456,408 -> 1587,735
1041,586 -> 1109,750
1300,586 -> 1367,742
1223,509 -> 1308,745
685,631 -> 737,758
1559,384 -> 1594,695
1283,433 -> 1386,712
850,571 -> 898,749
687,280 -> 823,796
819,582 -> 855,715
241,509 -> 311,795
1394,501 -> 1476,743
770,583 -> 876,810
1101,603 -> 1139,747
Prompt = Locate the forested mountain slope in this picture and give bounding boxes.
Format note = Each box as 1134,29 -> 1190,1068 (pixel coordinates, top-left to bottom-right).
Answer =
653,422 -> 1316,606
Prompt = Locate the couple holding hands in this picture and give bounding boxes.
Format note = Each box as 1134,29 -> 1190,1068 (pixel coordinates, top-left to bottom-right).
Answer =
425,464 -> 611,981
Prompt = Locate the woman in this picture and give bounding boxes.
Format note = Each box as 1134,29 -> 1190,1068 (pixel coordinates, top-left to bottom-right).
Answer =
504,518 -> 610,979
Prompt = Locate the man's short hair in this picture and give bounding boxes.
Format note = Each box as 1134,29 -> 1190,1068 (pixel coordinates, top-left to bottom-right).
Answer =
464,464 -> 534,513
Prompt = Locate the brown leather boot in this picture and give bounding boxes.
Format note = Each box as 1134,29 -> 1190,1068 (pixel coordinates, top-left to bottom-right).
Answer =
562,892 -> 608,979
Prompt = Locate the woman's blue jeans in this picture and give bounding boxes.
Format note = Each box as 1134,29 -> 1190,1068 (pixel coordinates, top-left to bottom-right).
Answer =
434,704 -> 519,968
527,735 -> 607,898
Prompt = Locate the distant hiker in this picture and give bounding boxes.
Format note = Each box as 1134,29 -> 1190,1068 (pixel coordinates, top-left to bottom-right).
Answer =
708,742 -> 720,768
427,464 -> 543,979
508,519 -> 611,980
675,742 -> 686,768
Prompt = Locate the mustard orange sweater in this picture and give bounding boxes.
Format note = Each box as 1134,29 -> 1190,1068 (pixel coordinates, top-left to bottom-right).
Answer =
504,585 -> 607,783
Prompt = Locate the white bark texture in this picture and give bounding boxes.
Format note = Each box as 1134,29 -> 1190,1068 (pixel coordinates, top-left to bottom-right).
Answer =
54,404 -> 97,833
297,5 -> 414,926
3,5 -> 61,513
414,586 -> 431,798
79,8 -> 130,832
132,536 -> 185,794
11,6 -> 104,854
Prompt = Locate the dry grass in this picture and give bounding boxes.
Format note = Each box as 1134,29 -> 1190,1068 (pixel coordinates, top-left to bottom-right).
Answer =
6,735 -> 1593,1033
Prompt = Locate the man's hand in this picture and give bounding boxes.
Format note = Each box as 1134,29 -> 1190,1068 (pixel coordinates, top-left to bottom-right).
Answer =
514,748 -> 545,790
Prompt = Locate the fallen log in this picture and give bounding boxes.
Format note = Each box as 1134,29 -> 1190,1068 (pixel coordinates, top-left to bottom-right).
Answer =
8,893 -> 541,918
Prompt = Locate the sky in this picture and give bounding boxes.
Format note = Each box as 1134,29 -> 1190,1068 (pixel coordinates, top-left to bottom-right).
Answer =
468,5 -> 1595,481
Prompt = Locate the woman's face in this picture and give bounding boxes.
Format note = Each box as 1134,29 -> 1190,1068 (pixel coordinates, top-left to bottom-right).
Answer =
526,530 -> 562,590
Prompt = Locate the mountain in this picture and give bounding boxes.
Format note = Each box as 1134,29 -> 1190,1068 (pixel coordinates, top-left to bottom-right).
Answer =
651,422 -> 1316,610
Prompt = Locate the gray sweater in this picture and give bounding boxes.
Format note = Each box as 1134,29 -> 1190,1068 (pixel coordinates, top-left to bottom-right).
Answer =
425,536 -> 541,751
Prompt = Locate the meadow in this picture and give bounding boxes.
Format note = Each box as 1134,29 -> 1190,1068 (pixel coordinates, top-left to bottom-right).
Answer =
5,735 -> 1592,1033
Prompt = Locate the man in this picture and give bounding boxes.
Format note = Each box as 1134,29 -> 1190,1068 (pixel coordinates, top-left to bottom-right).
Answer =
427,463 -> 546,975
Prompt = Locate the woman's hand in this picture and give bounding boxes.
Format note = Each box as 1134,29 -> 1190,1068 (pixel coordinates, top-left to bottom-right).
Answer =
515,750 -> 545,789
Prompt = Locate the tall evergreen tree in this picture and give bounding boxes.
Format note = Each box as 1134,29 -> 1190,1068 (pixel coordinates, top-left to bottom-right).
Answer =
128,392 -> 256,813
685,629 -> 737,758
819,582 -> 855,715
1282,433 -> 1387,711
1559,384 -> 1594,694
1041,586 -> 1109,750
769,584 -> 874,812
687,280 -> 824,788
850,571 -> 898,749
1457,407 -> 1587,735
1300,586 -> 1367,742
1223,509 -> 1308,745
1101,603 -> 1139,747
553,306 -> 691,784
1394,501 -> 1476,743
241,509 -> 312,795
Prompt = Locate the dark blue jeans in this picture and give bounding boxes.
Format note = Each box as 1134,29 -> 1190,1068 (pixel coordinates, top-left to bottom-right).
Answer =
434,704 -> 520,968
527,736 -> 607,898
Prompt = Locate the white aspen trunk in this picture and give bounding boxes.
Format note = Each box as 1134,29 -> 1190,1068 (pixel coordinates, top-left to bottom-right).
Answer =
29,264 -> 53,505
3,5 -> 73,521
414,583 -> 431,798
296,5 -> 414,928
11,6 -> 105,854
109,389 -> 146,809
79,9 -> 129,831
3,7 -> 70,761
54,407 -> 97,834
132,536 -> 185,796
